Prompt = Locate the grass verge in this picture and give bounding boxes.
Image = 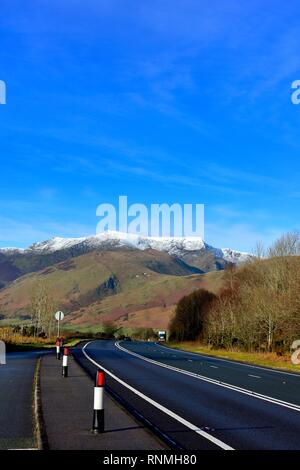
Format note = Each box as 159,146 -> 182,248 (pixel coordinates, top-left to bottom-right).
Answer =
4,337 -> 84,352
168,342 -> 300,374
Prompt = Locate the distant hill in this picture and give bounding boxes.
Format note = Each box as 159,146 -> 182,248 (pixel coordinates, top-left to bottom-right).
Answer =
0,231 -> 250,288
0,249 -> 224,329
0,232 -> 250,329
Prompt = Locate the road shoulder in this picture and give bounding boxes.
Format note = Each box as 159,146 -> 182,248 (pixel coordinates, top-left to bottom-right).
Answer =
40,354 -> 166,450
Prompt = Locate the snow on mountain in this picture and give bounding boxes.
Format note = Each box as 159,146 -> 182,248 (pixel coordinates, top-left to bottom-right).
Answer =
220,248 -> 251,264
0,247 -> 25,253
24,231 -> 207,255
0,231 -> 251,264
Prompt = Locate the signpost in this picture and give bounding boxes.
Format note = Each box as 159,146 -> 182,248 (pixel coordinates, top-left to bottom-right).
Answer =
55,311 -> 64,338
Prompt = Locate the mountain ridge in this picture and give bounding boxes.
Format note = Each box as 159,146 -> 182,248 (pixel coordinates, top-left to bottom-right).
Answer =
0,230 -> 251,264
0,231 -> 251,328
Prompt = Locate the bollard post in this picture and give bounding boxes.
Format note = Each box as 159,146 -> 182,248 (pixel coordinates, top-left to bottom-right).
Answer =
92,369 -> 105,434
56,339 -> 61,360
62,347 -> 69,377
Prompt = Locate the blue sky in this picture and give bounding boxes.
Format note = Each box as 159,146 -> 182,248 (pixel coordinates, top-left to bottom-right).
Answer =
0,0 -> 300,251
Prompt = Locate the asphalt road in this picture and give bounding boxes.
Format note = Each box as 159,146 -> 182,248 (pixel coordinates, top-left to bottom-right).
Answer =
0,350 -> 45,450
76,340 -> 300,450
40,354 -> 165,450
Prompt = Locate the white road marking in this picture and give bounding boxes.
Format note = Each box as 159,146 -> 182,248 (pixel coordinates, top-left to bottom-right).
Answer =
82,342 -> 234,451
156,343 -> 300,378
210,365 -> 219,369
116,342 -> 300,413
248,374 -> 261,379
8,449 -> 38,451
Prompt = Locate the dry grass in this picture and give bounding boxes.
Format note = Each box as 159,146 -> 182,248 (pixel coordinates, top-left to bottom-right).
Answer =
0,327 -> 54,346
0,327 -> 82,349
168,341 -> 300,374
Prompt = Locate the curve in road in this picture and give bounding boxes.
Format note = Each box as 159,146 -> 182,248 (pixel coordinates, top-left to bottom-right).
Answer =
77,340 -> 300,450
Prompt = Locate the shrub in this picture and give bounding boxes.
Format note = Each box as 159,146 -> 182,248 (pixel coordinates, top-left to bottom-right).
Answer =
169,289 -> 216,342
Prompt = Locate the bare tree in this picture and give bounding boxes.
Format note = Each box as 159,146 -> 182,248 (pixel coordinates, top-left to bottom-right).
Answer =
253,240 -> 266,259
29,280 -> 56,338
268,230 -> 300,258
203,231 -> 300,352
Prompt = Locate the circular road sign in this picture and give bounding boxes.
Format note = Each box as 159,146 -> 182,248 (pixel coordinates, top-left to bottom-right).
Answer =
55,311 -> 65,321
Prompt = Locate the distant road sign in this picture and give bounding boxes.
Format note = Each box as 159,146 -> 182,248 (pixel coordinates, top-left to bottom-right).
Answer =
55,311 -> 64,321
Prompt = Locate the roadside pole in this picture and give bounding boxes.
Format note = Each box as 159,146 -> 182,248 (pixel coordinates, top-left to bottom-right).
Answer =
62,348 -> 69,377
92,370 -> 105,433
54,311 -> 65,360
55,311 -> 64,338
56,339 -> 61,360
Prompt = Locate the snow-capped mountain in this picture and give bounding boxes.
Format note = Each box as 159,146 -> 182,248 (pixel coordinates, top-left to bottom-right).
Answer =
0,231 -> 251,264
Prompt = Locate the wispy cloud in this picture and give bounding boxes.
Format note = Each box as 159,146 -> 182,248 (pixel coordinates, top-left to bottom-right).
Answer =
0,216 -> 94,248
206,221 -> 284,252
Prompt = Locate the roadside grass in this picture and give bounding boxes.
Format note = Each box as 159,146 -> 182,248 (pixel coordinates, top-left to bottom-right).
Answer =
4,338 -> 84,352
168,342 -> 300,374
0,327 -> 85,351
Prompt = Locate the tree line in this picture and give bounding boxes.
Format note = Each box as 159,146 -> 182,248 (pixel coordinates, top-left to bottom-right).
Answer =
169,231 -> 300,353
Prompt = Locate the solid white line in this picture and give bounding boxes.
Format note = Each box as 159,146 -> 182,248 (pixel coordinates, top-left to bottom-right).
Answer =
82,341 -> 234,451
156,343 -> 300,378
116,342 -> 300,413
8,449 -> 38,451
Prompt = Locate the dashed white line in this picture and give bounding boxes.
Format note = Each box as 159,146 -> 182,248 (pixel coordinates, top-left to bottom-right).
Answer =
156,343 -> 300,378
116,342 -> 300,413
248,374 -> 261,379
82,341 -> 234,451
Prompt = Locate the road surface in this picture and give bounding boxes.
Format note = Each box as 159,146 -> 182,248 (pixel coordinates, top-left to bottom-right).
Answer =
0,350 -> 45,450
74,340 -> 300,450
40,354 -> 166,450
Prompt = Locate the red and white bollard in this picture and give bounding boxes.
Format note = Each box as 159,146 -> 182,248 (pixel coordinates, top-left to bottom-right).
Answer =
56,339 -> 61,360
62,347 -> 69,377
92,370 -> 105,434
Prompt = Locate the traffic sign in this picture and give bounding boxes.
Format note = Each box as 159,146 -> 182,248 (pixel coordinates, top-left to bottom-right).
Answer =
55,311 -> 64,337
55,311 -> 64,321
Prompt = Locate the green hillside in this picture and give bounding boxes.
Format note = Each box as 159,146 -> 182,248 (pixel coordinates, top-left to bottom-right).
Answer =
0,249 -> 224,330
